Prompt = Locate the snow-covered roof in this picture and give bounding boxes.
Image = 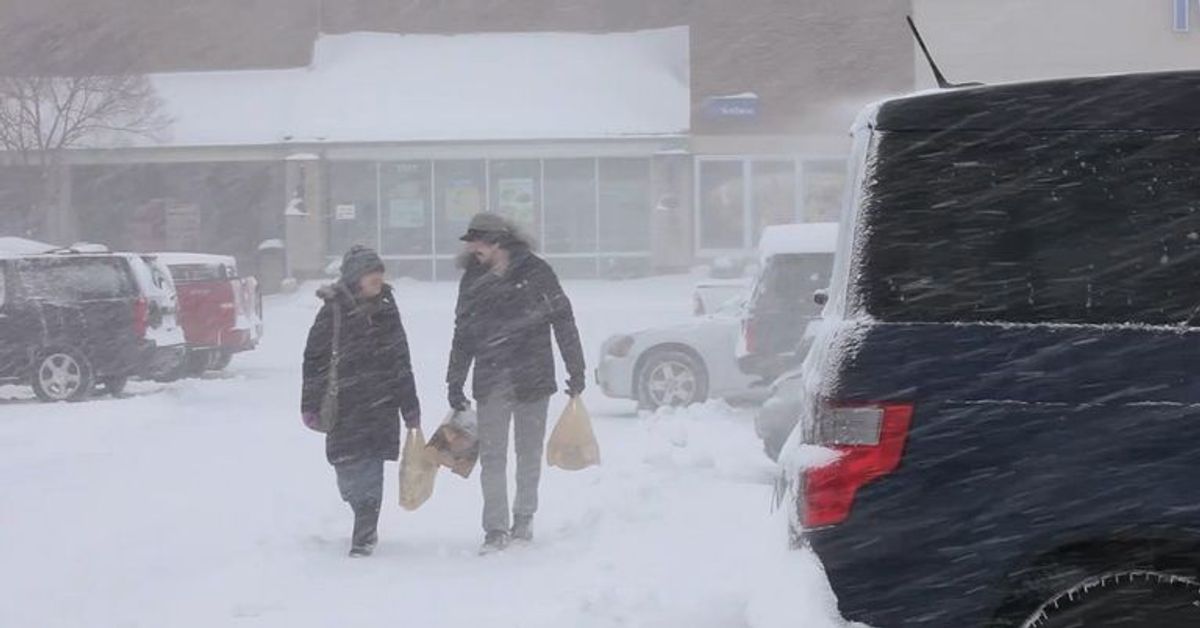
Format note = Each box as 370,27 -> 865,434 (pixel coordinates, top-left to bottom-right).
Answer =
116,28 -> 690,149
0,237 -> 57,255
758,222 -> 840,259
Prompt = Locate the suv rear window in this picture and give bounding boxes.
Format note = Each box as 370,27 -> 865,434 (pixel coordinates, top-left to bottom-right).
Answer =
17,257 -> 136,301
753,253 -> 834,316
168,263 -> 234,283
857,130 -> 1200,326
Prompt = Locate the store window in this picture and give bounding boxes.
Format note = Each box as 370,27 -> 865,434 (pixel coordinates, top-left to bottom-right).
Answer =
489,160 -> 541,238
698,160 -> 746,250
751,160 -> 798,243
328,161 -> 379,254
599,158 -> 651,252
543,159 -> 597,254
802,160 -> 847,223
434,160 -> 485,255
380,161 -> 432,256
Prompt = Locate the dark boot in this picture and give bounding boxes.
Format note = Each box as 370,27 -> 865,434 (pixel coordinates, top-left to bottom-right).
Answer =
349,500 -> 380,557
479,530 -> 510,555
511,514 -> 534,543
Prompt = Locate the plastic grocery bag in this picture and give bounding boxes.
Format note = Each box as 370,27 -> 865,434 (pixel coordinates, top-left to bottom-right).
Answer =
425,408 -> 479,479
399,428 -> 437,511
546,397 -> 601,471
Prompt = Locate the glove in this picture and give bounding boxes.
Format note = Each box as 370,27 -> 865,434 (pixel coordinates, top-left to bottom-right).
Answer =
403,413 -> 421,430
565,376 -> 586,398
449,387 -> 470,412
301,411 -> 320,431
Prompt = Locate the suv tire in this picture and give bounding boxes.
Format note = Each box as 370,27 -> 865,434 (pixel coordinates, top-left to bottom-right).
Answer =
32,349 -> 94,402
1020,570 -> 1200,628
637,349 -> 709,410
101,376 -> 128,397
185,350 -> 211,377
210,350 -> 234,371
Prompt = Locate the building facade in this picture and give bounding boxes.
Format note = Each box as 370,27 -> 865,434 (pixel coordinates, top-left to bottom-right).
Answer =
1,1 -> 915,282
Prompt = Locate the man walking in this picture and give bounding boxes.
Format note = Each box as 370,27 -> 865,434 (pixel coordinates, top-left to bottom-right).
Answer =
447,213 -> 586,554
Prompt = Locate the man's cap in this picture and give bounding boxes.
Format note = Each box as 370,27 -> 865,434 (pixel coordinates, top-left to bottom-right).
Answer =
459,212 -> 511,242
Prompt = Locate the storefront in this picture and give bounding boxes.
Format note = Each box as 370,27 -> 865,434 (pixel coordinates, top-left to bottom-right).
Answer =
323,156 -> 656,280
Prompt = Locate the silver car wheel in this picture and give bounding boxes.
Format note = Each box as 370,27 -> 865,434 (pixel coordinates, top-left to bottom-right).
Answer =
646,360 -> 698,407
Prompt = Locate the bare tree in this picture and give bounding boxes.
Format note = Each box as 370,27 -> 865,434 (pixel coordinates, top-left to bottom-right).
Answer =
0,73 -> 168,238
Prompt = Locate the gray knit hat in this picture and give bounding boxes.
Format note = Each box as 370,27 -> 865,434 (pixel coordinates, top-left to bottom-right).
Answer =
340,245 -> 385,285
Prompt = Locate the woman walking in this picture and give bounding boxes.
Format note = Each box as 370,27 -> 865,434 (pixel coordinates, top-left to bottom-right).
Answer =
302,245 -> 421,557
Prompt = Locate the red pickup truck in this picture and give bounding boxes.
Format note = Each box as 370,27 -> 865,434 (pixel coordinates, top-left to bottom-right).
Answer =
153,253 -> 262,374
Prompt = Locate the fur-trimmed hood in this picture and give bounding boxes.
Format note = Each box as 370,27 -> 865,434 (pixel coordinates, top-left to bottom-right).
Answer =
455,219 -> 538,270
316,282 -> 392,303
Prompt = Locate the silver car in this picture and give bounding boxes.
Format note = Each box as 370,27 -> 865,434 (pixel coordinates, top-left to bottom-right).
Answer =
595,297 -> 762,410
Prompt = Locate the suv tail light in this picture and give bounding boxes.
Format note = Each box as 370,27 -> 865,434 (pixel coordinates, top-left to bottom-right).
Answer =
133,297 -> 149,338
803,402 -> 914,528
742,317 -> 758,355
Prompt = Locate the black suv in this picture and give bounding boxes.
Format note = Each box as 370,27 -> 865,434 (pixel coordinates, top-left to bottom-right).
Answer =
0,253 -> 157,401
792,72 -> 1200,627
737,223 -> 837,383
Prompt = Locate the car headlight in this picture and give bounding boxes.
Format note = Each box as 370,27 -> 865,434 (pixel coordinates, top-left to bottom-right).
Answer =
605,335 -> 635,358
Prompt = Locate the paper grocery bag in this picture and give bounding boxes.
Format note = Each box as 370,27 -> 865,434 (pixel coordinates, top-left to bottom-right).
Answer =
399,428 -> 437,511
546,397 -> 601,471
425,408 -> 480,479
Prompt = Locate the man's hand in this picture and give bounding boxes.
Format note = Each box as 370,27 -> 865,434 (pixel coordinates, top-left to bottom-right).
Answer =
449,387 -> 470,412
565,376 -> 586,398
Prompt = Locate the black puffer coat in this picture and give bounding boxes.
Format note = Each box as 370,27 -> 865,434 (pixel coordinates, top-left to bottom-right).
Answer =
447,246 -> 586,403
302,283 -> 420,464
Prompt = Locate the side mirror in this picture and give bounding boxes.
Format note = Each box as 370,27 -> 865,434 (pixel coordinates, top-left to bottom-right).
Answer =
813,289 -> 829,307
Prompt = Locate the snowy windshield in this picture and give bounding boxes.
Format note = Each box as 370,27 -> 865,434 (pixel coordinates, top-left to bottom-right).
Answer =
16,257 -> 135,301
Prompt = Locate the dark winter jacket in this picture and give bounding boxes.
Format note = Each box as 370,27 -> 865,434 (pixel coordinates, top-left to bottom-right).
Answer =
447,247 -> 586,403
302,282 -> 420,464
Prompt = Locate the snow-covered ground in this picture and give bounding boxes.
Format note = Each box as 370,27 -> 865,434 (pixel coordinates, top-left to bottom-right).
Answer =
0,275 -> 840,628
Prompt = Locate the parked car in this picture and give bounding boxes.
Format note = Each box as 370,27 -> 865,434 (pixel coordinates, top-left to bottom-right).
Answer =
791,73 -> 1200,628
0,252 -> 157,400
692,277 -> 751,316
126,253 -> 187,381
596,296 -> 761,410
155,253 -> 262,374
736,222 -> 837,382
754,366 -> 805,461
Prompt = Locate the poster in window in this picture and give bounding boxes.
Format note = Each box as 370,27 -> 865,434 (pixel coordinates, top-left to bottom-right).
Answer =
387,181 -> 426,228
389,198 -> 426,228
497,177 -> 536,228
444,180 -> 482,222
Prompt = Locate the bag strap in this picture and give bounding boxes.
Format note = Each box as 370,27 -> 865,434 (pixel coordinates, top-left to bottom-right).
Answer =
328,301 -> 342,393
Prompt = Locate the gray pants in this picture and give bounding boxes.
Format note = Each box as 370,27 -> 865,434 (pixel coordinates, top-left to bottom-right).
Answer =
334,458 -> 384,507
477,384 -> 551,534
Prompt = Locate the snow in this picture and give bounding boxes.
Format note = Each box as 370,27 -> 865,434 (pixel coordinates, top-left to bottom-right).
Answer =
67,241 -> 111,253
258,239 -> 285,251
0,274 -> 839,628
758,223 -> 840,260
0,237 -> 56,255
153,252 -> 239,269
113,28 -> 690,149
